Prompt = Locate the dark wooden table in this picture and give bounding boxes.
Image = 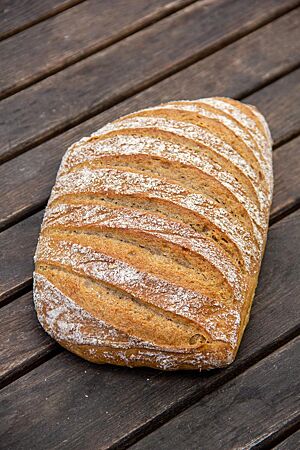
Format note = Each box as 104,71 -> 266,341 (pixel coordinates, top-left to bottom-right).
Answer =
1,1 -> 300,448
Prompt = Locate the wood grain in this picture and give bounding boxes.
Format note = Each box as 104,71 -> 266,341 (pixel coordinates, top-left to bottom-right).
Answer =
0,292 -> 57,388
273,430 -> 300,450
0,0 -> 298,163
0,211 -> 43,304
272,136 -> 300,222
245,69 -> 300,147
1,3 -> 299,447
1,209 -> 299,448
0,0 -> 195,98
131,337 -> 300,450
1,10 -> 299,230
0,0 -> 84,41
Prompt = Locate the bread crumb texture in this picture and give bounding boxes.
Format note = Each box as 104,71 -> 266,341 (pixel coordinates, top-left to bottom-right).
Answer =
34,97 -> 273,370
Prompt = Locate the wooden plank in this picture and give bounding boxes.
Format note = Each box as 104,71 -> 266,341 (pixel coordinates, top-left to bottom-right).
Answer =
1,10 -> 299,230
0,0 -> 298,162
0,0 -> 195,98
0,211 -> 43,304
1,209 -> 299,448
273,430 -> 300,450
0,0 -> 84,41
0,292 -> 56,389
272,136 -> 300,222
131,337 -> 300,450
245,70 -> 300,147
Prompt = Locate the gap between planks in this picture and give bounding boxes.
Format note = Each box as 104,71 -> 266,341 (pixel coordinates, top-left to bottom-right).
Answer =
128,337 -> 300,450
273,128 -> 300,150
256,421 -> 300,450
272,428 -> 300,450
0,0 -> 86,41
0,0 -> 298,422
0,0 -> 198,100
1,307 -> 299,447
1,331 -> 299,450
234,60 -> 300,106
269,200 -> 300,226
1,5 -> 299,446
1,1 -> 299,164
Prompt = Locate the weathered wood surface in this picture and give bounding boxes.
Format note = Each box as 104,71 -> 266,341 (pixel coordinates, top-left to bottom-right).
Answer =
272,136 -> 300,222
1,10 -> 300,230
246,69 -> 300,148
0,211 -> 43,304
0,0 -> 84,40
1,0 -> 298,163
1,2 -> 300,448
0,292 -> 57,389
0,0 -> 195,98
131,337 -> 300,450
274,430 -> 300,450
1,210 -> 299,448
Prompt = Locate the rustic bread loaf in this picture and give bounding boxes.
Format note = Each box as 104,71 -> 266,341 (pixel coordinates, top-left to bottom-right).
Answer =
33,97 -> 273,370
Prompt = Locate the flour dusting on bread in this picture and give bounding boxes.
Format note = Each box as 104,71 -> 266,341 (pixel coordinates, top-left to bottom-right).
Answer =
34,97 -> 272,370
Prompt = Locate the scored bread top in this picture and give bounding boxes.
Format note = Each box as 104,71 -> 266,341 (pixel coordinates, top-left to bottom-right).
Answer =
33,97 -> 273,370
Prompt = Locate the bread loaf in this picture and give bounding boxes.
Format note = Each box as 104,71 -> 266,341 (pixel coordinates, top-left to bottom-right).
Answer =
33,97 -> 273,370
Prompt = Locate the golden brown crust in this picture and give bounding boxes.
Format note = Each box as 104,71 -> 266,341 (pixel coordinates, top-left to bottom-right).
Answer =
33,97 -> 272,370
